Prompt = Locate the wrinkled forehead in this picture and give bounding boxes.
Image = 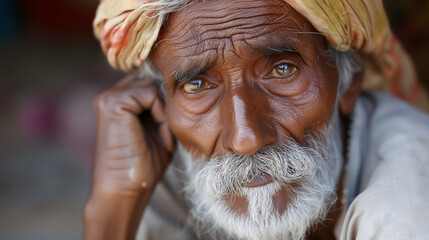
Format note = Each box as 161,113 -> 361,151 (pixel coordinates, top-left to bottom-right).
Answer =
152,0 -> 325,72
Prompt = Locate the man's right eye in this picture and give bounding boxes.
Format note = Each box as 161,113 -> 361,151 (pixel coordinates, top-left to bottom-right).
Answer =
183,79 -> 215,94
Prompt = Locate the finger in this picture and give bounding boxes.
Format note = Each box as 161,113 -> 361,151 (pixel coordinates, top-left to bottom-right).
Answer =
159,122 -> 176,153
150,97 -> 165,124
126,79 -> 167,113
96,84 -> 159,116
98,74 -> 162,115
113,73 -> 139,88
115,74 -> 156,89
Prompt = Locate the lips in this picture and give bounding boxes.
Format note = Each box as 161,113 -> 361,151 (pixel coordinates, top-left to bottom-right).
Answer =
245,173 -> 274,187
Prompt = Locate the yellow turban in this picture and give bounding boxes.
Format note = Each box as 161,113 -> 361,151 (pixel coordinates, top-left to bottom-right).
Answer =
93,0 -> 428,110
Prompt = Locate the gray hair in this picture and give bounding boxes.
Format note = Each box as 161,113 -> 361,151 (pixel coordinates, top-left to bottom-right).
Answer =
326,47 -> 365,96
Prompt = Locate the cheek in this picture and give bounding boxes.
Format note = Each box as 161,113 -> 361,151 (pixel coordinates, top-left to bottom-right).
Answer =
270,73 -> 337,142
301,75 -> 338,133
166,97 -> 222,158
176,90 -> 220,114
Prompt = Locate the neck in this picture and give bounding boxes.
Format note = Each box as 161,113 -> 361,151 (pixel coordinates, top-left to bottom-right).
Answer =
307,114 -> 351,240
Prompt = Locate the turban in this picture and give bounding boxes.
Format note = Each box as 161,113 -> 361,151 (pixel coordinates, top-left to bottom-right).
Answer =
93,0 -> 428,110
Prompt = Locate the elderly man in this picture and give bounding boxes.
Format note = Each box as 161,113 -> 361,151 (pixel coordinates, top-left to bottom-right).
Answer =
84,0 -> 429,239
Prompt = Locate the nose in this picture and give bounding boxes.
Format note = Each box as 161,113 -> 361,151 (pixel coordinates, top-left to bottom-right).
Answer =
222,90 -> 276,155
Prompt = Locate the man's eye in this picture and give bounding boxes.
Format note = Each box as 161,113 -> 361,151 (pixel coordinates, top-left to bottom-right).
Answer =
183,79 -> 214,94
270,63 -> 298,78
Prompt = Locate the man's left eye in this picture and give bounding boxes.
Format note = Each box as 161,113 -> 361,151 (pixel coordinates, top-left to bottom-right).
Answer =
270,63 -> 298,78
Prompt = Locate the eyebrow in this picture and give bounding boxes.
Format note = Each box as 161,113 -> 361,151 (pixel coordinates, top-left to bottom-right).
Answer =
254,44 -> 298,56
171,61 -> 215,82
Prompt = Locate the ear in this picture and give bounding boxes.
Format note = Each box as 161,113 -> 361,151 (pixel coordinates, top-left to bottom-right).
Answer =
339,70 -> 363,116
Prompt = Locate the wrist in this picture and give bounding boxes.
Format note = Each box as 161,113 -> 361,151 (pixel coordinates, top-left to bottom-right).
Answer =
84,190 -> 153,240
84,195 -> 131,240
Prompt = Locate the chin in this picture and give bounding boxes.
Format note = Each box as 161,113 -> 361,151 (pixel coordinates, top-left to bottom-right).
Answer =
178,112 -> 343,240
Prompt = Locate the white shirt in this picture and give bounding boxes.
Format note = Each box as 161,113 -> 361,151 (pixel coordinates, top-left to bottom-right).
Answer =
337,92 -> 429,239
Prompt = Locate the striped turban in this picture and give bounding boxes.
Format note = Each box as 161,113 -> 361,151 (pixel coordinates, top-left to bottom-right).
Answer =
93,0 -> 428,110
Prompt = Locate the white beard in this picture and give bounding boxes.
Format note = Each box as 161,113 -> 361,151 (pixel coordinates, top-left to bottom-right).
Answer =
178,112 -> 343,240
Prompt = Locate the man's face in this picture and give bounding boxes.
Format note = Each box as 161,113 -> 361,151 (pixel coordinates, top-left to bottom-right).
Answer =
152,0 -> 339,157
151,0 -> 341,238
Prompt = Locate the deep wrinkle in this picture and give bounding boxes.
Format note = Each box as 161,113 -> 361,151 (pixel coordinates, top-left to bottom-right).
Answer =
165,29 -> 315,82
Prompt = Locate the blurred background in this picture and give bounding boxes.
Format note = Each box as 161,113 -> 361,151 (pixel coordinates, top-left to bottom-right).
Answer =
0,0 -> 428,239
0,0 -> 122,239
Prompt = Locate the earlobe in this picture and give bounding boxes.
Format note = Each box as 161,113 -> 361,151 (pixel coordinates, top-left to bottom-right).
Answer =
339,70 -> 364,116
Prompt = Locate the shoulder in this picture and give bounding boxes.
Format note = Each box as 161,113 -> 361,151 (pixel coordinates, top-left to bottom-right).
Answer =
339,92 -> 429,239
361,91 -> 429,137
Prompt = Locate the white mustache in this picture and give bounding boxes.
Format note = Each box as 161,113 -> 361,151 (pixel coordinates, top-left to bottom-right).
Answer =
190,140 -> 321,197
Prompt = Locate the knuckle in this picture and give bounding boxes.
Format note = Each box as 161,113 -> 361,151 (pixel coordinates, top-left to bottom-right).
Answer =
83,201 -> 96,220
93,89 -> 124,113
94,90 -> 113,109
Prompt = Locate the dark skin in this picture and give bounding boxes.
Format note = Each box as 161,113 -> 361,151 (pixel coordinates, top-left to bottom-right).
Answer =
84,0 -> 362,239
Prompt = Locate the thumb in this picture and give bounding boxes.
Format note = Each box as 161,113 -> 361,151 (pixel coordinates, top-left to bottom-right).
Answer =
159,122 -> 176,153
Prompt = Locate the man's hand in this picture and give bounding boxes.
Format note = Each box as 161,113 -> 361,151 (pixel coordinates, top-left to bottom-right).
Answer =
84,74 -> 174,240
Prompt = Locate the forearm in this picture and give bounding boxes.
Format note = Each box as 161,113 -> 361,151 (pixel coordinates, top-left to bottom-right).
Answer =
84,189 -> 153,240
